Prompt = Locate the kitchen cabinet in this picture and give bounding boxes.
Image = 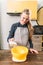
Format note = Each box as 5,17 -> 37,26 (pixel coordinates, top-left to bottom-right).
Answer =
32,35 -> 43,51
7,0 -> 37,20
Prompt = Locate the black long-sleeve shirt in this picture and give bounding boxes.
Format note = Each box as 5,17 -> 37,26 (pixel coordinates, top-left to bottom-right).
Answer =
7,22 -> 33,48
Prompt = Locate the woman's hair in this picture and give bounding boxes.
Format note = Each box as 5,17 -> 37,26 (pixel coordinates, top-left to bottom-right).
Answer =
22,9 -> 30,15
22,9 -> 34,39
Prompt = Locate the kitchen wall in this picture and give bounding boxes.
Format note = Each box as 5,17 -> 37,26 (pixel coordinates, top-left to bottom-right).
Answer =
38,0 -> 43,9
0,0 -> 20,49
0,1 -> 1,49
0,0 -> 43,49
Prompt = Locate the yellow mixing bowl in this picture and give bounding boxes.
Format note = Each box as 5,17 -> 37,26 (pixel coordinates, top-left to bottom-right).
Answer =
11,46 -> 28,61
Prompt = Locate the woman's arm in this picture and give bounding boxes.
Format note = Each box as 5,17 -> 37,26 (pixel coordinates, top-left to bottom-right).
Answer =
29,38 -> 33,48
7,24 -> 17,48
7,24 -> 17,42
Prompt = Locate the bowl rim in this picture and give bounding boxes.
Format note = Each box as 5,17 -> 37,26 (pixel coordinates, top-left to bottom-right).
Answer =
11,46 -> 28,54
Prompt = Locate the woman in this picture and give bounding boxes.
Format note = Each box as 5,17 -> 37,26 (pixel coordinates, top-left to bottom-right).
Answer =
7,9 -> 38,54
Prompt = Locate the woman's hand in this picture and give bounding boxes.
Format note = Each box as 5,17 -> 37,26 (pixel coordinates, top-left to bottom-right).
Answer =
9,38 -> 14,42
29,48 -> 39,54
8,38 -> 17,48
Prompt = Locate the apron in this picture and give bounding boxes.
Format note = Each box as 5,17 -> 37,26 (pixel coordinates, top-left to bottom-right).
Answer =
14,27 -> 30,48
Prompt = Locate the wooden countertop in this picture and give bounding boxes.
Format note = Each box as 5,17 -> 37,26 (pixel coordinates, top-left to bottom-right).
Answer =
0,50 -> 43,65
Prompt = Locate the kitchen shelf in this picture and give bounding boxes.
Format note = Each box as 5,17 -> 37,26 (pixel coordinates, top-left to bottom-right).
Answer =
7,13 -> 21,16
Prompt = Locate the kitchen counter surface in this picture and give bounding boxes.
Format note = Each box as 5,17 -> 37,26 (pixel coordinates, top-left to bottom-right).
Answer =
0,50 -> 43,65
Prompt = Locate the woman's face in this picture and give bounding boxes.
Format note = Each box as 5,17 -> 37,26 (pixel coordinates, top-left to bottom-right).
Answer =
20,12 -> 30,25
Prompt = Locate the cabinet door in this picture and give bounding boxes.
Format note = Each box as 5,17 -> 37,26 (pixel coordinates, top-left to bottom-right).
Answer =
33,42 -> 42,51
32,35 -> 42,51
32,35 -> 42,42
7,0 -> 37,20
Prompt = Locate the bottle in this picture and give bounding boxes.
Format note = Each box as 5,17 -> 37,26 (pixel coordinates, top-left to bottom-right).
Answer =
9,41 -> 17,49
